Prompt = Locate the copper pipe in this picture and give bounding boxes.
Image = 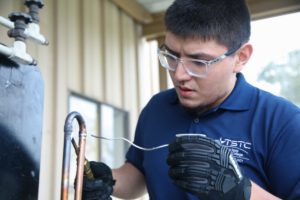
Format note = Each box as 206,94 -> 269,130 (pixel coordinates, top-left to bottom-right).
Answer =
75,122 -> 87,200
61,111 -> 87,200
71,138 -> 95,181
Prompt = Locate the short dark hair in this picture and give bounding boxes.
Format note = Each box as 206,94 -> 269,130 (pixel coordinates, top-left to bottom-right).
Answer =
164,0 -> 251,50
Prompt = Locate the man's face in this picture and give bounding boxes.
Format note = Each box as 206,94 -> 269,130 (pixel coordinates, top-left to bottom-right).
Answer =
165,32 -> 239,113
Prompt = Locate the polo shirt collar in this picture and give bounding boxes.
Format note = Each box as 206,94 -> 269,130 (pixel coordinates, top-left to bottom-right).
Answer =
219,72 -> 253,111
167,73 -> 253,111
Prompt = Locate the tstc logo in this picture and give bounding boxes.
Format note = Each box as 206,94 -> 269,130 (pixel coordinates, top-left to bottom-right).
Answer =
218,137 -> 251,149
217,137 -> 252,163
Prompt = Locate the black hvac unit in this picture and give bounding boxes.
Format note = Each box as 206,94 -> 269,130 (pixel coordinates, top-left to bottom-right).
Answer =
0,53 -> 44,200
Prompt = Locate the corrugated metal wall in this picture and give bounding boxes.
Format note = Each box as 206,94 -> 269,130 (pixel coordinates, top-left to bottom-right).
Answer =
0,0 -> 157,199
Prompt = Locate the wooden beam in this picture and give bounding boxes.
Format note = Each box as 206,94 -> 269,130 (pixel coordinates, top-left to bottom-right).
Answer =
110,0 -> 153,24
142,11 -> 166,40
248,0 -> 300,21
143,21 -> 165,41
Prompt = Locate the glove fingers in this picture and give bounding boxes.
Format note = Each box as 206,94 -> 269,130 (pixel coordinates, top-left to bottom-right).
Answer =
82,190 -> 108,200
82,184 -> 113,200
166,150 -> 211,166
172,167 -> 238,195
83,178 -> 106,191
89,162 -> 113,185
167,147 -> 243,181
168,136 -> 251,200
169,166 -> 209,181
90,162 -> 111,177
173,179 -> 207,197
166,150 -> 230,173
169,135 -> 219,153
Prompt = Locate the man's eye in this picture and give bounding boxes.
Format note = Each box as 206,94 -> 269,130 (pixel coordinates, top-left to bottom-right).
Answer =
166,55 -> 176,61
192,61 -> 206,67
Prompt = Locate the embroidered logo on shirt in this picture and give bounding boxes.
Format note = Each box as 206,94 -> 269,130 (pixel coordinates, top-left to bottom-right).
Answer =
216,137 -> 252,163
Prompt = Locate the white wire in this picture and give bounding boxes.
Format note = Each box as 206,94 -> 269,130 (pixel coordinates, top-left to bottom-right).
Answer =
91,135 -> 169,151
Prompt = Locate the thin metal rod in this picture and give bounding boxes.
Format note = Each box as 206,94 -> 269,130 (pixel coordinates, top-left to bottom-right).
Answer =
71,138 -> 79,156
91,135 -> 169,151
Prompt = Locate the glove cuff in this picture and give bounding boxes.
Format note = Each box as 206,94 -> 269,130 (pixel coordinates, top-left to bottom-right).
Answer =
242,178 -> 252,200
107,179 -> 116,187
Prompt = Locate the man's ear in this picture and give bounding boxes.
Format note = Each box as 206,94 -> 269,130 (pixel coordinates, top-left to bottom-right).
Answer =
234,43 -> 253,73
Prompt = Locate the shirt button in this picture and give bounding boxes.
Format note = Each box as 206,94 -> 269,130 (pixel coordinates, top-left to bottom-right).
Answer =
194,118 -> 199,123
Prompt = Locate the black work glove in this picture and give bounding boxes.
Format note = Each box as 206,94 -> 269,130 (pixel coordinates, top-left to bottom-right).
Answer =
166,135 -> 252,200
81,161 -> 116,200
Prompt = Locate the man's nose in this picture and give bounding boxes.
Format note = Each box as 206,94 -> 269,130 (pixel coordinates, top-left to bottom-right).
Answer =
175,61 -> 192,81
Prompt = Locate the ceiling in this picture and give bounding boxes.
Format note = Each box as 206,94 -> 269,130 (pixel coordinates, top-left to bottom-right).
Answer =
112,0 -> 300,39
134,0 -> 174,13
136,0 -> 300,40
134,0 -> 300,21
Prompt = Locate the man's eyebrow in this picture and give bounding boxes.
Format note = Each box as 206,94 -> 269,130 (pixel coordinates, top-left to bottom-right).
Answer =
164,44 -> 179,56
185,52 -> 215,60
165,44 -> 215,60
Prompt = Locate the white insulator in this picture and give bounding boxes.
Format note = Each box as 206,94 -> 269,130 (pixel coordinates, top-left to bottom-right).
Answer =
25,23 -> 48,45
0,42 -> 33,65
8,41 -> 33,65
0,16 -> 14,29
0,44 -> 13,57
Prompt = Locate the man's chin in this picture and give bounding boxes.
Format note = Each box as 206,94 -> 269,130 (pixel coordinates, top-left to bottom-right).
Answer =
180,102 -> 208,115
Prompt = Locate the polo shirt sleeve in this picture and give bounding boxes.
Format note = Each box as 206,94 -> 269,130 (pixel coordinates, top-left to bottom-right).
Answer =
125,108 -> 146,176
266,112 -> 300,200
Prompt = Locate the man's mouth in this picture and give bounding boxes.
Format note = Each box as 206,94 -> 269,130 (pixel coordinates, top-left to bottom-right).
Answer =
178,86 -> 194,97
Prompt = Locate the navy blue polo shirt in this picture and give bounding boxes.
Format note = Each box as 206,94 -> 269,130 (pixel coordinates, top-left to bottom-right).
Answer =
126,73 -> 300,200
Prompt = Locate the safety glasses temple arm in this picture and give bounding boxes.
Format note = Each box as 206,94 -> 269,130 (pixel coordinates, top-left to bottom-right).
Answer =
225,44 -> 242,56
210,44 -> 242,65
158,43 -> 165,52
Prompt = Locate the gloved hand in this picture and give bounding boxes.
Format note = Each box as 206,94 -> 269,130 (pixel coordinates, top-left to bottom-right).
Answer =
81,161 -> 116,200
166,135 -> 252,200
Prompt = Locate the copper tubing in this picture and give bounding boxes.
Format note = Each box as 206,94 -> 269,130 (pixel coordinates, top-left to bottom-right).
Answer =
61,111 -> 87,200
71,138 -> 94,180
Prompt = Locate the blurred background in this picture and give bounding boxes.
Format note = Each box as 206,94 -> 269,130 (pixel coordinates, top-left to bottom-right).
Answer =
0,0 -> 299,199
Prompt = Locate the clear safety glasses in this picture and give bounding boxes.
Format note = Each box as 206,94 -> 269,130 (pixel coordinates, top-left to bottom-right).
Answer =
157,43 -> 242,77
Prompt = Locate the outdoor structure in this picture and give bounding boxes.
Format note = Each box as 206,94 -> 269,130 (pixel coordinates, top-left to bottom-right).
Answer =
0,0 -> 299,200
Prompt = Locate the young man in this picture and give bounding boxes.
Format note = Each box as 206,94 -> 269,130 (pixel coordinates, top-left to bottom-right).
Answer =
81,0 -> 300,199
